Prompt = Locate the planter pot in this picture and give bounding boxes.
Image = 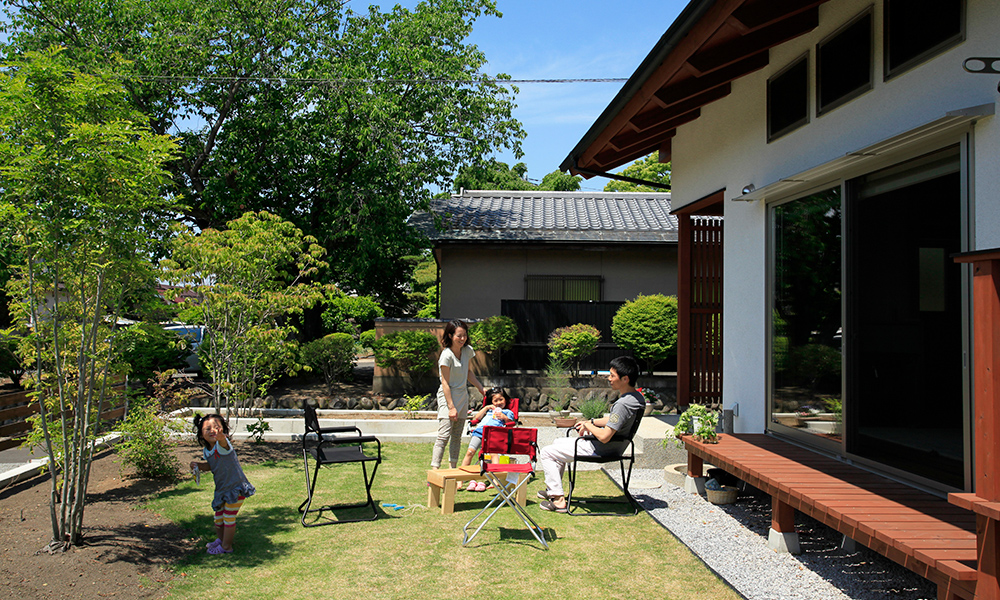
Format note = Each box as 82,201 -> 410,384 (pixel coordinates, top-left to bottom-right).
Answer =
553,417 -> 577,428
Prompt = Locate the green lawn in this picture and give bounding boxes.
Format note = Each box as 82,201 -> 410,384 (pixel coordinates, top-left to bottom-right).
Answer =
144,442 -> 740,600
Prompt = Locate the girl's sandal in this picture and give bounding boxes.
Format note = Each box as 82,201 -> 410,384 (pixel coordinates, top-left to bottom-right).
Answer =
206,538 -> 222,549
207,544 -> 233,555
474,481 -> 487,492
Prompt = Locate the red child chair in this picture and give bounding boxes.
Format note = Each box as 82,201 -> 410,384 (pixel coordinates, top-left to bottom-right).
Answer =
461,425 -> 548,549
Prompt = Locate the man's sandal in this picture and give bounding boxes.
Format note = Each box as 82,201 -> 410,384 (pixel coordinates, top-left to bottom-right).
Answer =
539,500 -> 568,513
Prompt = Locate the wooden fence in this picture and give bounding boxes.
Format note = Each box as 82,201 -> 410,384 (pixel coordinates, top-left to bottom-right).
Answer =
0,382 -> 128,452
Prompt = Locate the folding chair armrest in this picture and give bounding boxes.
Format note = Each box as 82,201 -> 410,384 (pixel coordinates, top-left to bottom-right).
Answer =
317,426 -> 363,435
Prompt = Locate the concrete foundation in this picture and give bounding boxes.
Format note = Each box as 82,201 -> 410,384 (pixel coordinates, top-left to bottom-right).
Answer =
768,528 -> 801,554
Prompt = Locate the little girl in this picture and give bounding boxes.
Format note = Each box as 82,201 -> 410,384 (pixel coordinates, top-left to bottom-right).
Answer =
461,388 -> 515,490
189,414 -> 256,555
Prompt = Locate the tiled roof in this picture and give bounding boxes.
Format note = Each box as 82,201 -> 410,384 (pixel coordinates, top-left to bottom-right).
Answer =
411,190 -> 677,243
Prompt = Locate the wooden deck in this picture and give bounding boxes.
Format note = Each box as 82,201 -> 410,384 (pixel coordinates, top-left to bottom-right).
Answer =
683,434 -> 978,600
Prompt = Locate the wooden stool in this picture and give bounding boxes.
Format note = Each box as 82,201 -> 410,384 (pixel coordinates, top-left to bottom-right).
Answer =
427,465 -> 529,514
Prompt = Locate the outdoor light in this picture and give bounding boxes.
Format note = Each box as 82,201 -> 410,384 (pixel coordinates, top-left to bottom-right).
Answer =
741,184 -> 756,195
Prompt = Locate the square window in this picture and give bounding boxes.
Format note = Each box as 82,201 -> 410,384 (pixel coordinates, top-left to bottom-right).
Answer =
884,0 -> 964,79
767,54 -> 809,142
817,9 -> 872,116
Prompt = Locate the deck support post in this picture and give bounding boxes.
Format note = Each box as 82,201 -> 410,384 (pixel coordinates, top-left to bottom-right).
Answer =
684,447 -> 707,494
768,496 -> 800,553
952,250 -> 1000,600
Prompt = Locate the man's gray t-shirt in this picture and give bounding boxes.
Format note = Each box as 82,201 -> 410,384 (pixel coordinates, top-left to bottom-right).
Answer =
595,390 -> 644,456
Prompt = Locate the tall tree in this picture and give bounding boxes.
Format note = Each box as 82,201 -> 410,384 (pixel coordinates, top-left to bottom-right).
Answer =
3,0 -> 525,311
0,47 -> 178,550
604,151 -> 671,192
448,158 -> 580,192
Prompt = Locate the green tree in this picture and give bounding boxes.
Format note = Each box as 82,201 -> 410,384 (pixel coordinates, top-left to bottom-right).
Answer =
468,315 -> 517,372
611,294 -> 679,373
0,47 -> 178,550
161,211 -> 327,416
548,323 -> 601,374
446,159 -> 580,193
320,290 -> 384,336
4,0 -> 525,312
604,151 -> 671,192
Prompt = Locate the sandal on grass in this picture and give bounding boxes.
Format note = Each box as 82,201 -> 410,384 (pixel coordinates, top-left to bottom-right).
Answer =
466,480 -> 478,492
206,538 -> 222,549
207,544 -> 233,555
474,481 -> 487,492
539,500 -> 568,513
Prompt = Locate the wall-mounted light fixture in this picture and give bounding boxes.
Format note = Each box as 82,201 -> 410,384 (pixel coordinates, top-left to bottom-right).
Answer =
741,184 -> 756,195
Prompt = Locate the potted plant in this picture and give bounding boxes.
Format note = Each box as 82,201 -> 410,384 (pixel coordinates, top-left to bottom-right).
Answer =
578,397 -> 610,422
637,387 -> 661,416
670,404 -> 720,446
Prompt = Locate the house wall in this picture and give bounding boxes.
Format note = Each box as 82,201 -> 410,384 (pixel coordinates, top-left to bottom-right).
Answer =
438,246 -> 678,320
667,0 -> 1000,433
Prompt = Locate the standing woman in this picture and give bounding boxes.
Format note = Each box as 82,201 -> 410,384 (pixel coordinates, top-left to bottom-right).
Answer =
431,320 -> 485,469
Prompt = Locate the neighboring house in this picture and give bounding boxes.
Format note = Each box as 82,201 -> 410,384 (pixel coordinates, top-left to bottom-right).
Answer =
411,190 -> 678,370
563,0 -> 998,595
412,190 -> 678,318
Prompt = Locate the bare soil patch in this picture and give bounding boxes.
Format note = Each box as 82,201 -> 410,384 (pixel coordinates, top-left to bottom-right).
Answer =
0,442 -> 296,600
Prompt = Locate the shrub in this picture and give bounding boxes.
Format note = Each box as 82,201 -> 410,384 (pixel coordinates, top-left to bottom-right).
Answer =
320,291 -> 384,336
116,395 -> 182,480
371,329 -> 438,374
301,333 -> 356,392
670,403 -> 719,446
611,294 -> 678,371
578,397 -> 609,420
118,322 -> 190,387
548,323 -> 600,372
785,343 -> 841,390
468,316 -> 517,371
399,393 -> 430,419
358,329 -> 377,352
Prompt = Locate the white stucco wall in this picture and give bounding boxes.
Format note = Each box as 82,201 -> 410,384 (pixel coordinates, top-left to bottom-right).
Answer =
667,0 -> 1000,433
438,246 -> 678,320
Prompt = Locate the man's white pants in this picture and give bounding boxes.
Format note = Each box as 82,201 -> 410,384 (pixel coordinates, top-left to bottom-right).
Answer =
539,436 -> 597,497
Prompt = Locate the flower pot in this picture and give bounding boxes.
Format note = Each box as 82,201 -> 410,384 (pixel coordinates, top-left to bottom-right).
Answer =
644,403 -> 654,416
553,417 -> 576,428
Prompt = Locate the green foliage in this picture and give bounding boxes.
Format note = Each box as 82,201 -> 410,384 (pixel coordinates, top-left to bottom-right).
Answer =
358,329 -> 378,352
371,330 -> 438,375
148,370 -> 196,413
578,397 -> 609,421
406,251 -> 438,317
400,393 -> 430,419
161,211 -> 327,416
447,160 -> 581,193
414,284 -> 439,319
671,404 -> 719,446
320,290 -> 384,336
611,295 -> 679,371
117,323 -> 189,386
246,416 -> 272,444
468,315 -> 517,370
116,396 -> 182,480
0,47 -> 179,548
544,356 -> 573,411
301,333 -> 356,393
784,344 -> 842,391
603,151 -> 671,192
0,331 -> 24,388
548,323 -> 600,372
5,0 -> 524,312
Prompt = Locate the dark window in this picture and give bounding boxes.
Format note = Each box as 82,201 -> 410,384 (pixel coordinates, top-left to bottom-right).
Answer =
884,0 -> 964,79
817,9 -> 872,115
525,276 -> 602,301
767,54 -> 809,142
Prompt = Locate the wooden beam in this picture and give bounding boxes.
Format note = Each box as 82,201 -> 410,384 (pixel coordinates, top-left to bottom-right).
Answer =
578,0 -> 746,168
687,8 -> 819,76
652,53 -> 768,110
731,0 -> 829,31
612,109 -> 701,153
631,85 -> 731,133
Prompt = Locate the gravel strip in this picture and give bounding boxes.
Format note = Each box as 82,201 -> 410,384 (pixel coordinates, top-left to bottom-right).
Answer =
607,468 -> 936,600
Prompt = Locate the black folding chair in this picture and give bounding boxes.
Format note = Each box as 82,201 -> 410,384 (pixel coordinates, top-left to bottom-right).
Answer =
564,413 -> 643,516
462,426 -> 548,549
298,402 -> 382,526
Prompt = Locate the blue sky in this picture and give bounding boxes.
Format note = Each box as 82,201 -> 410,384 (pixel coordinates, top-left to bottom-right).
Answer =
374,1 -> 688,190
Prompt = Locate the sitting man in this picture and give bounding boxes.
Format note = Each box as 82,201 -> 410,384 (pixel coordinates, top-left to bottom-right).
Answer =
537,355 -> 644,513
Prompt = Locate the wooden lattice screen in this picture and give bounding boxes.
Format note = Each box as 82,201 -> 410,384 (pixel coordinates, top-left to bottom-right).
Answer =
678,215 -> 723,408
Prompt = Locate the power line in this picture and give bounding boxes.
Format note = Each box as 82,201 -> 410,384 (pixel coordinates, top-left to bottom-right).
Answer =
134,75 -> 628,85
